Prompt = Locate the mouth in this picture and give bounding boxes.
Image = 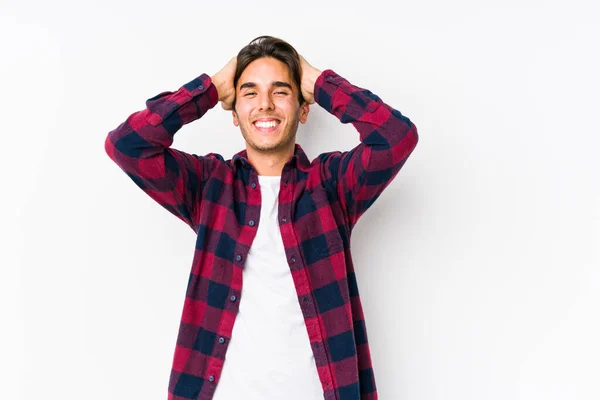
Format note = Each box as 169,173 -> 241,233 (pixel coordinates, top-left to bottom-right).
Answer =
252,118 -> 281,133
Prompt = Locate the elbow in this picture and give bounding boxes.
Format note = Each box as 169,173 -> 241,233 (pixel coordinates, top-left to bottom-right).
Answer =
104,131 -> 116,161
409,122 -> 419,150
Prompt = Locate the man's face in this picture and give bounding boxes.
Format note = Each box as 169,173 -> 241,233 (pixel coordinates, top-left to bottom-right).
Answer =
232,57 -> 309,154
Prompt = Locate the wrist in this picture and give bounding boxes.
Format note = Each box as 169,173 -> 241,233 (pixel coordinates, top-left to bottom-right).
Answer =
307,68 -> 321,89
303,68 -> 321,103
210,74 -> 227,102
310,67 -> 322,81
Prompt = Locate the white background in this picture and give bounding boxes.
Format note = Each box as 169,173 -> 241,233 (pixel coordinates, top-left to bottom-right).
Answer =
1,0 -> 599,399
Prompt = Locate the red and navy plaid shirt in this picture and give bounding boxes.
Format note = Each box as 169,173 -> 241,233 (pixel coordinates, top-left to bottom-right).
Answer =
105,69 -> 418,400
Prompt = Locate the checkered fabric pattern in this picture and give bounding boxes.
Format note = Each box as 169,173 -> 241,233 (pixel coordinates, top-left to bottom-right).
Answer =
105,69 -> 418,399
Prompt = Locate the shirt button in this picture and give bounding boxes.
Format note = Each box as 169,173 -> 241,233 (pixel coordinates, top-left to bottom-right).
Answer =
219,337 -> 225,344
209,375 -> 215,382
251,183 -> 257,189
249,220 -> 255,226
282,217 -> 287,223
236,255 -> 242,261
230,295 -> 237,302
197,84 -> 204,90
291,257 -> 296,263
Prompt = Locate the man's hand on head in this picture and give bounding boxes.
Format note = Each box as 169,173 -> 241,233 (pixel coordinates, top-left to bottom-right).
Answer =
299,54 -> 322,105
211,57 -> 237,110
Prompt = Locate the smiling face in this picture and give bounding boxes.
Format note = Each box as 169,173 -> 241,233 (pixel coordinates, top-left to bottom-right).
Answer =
232,57 -> 309,156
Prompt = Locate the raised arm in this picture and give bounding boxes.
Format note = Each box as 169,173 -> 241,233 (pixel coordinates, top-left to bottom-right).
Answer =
104,58 -> 237,231
300,56 -> 419,232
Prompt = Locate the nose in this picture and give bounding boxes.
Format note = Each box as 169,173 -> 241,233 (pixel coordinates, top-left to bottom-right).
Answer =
258,92 -> 274,111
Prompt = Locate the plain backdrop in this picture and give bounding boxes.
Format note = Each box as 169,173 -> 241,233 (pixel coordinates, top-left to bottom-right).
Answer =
1,0 -> 599,399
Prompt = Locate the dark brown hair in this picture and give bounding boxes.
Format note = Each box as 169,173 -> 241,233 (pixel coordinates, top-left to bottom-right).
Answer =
233,35 -> 305,109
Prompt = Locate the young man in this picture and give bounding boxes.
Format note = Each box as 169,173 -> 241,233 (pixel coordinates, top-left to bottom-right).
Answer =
105,36 -> 418,400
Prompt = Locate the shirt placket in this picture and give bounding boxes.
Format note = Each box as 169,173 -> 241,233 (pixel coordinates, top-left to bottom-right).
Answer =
205,163 -> 260,395
277,164 -> 336,395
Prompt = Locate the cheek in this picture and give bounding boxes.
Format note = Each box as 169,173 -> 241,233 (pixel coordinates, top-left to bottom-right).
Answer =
276,101 -> 297,117
236,104 -> 253,121
233,112 -> 247,126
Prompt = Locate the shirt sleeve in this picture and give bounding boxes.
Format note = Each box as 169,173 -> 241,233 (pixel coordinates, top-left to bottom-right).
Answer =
104,73 -> 223,232
313,69 -> 419,232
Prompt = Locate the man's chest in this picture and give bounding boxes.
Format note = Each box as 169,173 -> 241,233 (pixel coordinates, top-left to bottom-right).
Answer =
194,174 -> 349,268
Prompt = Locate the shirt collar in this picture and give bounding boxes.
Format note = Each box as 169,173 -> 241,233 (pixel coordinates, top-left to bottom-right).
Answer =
232,143 -> 311,173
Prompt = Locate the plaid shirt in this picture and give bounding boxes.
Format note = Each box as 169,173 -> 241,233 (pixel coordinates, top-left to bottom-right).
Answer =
105,69 -> 418,400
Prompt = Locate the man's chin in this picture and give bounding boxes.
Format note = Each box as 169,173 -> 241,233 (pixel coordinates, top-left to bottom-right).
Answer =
251,143 -> 284,153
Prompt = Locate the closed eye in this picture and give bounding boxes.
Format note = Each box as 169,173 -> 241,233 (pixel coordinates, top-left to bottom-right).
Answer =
244,91 -> 287,96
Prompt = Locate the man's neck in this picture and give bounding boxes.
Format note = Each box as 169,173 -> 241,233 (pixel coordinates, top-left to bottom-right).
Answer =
246,145 -> 295,176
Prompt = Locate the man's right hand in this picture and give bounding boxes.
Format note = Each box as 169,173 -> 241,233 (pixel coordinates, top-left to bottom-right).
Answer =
211,57 -> 237,110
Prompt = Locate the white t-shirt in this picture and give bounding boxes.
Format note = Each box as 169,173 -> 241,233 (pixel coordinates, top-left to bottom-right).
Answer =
212,175 -> 324,399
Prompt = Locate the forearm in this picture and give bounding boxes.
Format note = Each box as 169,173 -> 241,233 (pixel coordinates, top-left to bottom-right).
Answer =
313,69 -> 419,227
314,69 -> 417,147
105,74 -> 218,168
104,74 -> 220,230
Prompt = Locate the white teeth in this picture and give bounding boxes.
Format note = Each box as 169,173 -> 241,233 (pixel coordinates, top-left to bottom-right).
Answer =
254,120 -> 278,128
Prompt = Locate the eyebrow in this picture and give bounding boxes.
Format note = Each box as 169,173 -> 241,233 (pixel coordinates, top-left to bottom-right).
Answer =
239,81 -> 293,90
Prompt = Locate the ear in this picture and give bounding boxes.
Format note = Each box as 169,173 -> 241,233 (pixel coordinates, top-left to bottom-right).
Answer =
232,110 -> 239,127
299,102 -> 310,124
